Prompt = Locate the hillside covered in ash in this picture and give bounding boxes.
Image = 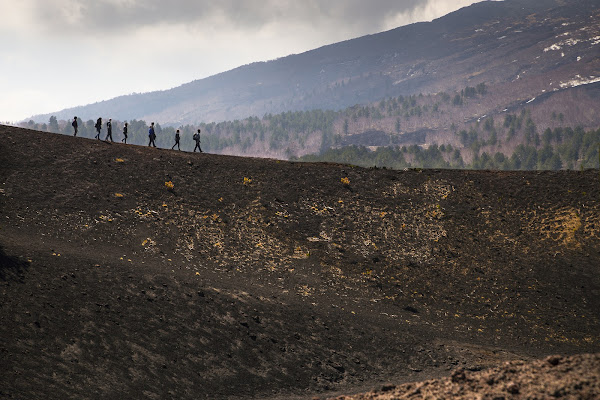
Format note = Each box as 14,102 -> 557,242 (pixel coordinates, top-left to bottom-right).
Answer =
1,125 -> 599,399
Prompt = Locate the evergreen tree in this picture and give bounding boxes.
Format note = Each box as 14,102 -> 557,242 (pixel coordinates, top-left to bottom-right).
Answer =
48,116 -> 59,133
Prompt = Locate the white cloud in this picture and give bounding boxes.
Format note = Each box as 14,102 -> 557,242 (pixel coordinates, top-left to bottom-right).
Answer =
383,0 -> 482,30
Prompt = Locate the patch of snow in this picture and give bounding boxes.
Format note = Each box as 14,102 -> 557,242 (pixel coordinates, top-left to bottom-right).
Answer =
475,29 -> 484,32
526,97 -> 536,104
590,36 -> 600,45
577,56 -> 582,62
498,36 -> 507,40
544,44 -> 562,52
562,23 -> 571,27
561,52 -> 565,57
559,76 -> 600,89
564,38 -> 582,46
545,37 -> 584,53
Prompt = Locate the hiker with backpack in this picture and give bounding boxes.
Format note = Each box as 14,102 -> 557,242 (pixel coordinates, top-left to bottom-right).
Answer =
94,117 -> 102,139
122,122 -> 128,144
193,129 -> 202,153
72,116 -> 78,136
171,129 -> 181,150
148,122 -> 157,147
105,118 -> 114,142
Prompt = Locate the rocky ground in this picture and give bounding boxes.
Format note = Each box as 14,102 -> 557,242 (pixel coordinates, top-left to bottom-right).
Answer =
326,353 -> 600,400
1,125 -> 599,399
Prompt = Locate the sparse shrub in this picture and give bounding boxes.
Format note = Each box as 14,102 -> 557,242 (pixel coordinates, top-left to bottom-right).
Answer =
165,181 -> 175,192
341,177 -> 350,186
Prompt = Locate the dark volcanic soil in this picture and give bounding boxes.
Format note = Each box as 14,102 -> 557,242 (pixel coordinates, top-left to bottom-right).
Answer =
1,126 -> 599,399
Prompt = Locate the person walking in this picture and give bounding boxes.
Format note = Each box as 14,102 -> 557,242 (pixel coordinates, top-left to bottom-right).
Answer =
171,129 -> 181,150
148,122 -> 157,147
193,129 -> 202,153
122,122 -> 128,144
94,117 -> 102,139
105,118 -> 114,142
72,116 -> 78,136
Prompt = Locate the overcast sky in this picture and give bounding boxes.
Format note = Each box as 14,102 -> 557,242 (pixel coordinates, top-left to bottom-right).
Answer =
0,0 -> 485,123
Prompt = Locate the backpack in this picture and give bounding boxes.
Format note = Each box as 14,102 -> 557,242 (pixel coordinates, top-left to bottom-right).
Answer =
193,133 -> 199,141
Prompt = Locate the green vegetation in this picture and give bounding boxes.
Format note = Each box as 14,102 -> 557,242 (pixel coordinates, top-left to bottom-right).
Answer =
198,110 -> 338,152
296,126 -> 600,171
297,144 -> 463,169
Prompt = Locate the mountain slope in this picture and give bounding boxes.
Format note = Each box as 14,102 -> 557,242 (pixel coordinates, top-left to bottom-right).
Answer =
29,0 -> 600,127
1,125 -> 599,399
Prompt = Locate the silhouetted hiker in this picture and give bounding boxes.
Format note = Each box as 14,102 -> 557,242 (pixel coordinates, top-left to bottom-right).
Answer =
94,117 -> 102,139
193,129 -> 202,152
72,117 -> 78,136
171,129 -> 181,150
105,118 -> 113,142
148,122 -> 156,147
122,122 -> 128,143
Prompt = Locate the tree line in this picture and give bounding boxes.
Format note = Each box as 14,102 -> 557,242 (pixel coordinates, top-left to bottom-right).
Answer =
296,126 -> 600,171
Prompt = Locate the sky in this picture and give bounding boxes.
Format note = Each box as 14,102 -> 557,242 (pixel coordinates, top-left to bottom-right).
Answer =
0,0 -> 485,123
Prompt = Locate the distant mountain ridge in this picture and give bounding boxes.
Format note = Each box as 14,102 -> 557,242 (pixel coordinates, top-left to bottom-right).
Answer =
30,0 -> 599,127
